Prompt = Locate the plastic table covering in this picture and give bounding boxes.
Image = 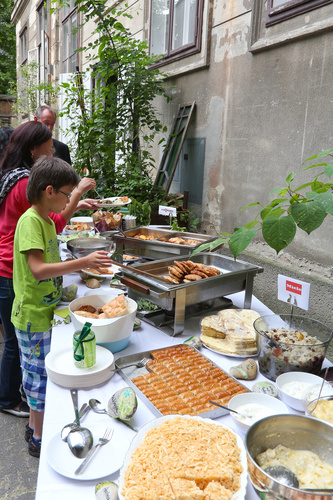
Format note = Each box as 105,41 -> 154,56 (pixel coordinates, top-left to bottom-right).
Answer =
35,273 -> 331,500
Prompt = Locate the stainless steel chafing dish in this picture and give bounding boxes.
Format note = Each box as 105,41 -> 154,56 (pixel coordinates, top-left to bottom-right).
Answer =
115,252 -> 263,335
113,226 -> 218,261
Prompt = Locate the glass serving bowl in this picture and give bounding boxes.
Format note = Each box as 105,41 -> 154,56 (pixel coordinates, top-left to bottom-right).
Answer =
253,314 -> 333,381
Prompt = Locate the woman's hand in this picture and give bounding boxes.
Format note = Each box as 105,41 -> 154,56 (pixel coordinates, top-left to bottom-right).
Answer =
76,177 -> 96,196
76,198 -> 97,210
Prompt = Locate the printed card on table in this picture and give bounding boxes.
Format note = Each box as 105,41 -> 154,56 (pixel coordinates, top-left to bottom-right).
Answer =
278,274 -> 310,310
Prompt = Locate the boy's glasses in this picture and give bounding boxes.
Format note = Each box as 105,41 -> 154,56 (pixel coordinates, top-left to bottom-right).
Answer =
57,188 -> 71,199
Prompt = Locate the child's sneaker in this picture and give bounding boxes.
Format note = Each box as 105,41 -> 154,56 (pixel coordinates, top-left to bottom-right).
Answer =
28,436 -> 41,458
25,423 -> 33,443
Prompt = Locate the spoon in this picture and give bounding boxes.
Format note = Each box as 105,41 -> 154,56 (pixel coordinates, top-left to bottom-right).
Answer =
89,398 -> 138,432
67,389 -> 94,458
61,404 -> 91,442
309,366 -> 329,414
209,400 -> 246,417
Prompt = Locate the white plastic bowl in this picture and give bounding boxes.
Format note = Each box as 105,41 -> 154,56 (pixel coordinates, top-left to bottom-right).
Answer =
276,371 -> 332,411
228,392 -> 289,432
70,216 -> 94,226
69,293 -> 137,353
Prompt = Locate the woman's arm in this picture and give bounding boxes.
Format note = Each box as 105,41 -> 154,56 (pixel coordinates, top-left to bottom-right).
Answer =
57,177 -> 97,223
27,248 -> 112,281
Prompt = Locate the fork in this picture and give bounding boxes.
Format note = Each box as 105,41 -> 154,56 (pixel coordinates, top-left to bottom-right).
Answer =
74,428 -> 114,475
112,357 -> 149,373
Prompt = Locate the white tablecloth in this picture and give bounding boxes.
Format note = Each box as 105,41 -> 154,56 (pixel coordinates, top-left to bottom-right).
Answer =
35,273 -> 330,500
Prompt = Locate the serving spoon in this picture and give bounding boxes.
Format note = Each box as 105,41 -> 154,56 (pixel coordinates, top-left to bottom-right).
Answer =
209,400 -> 246,417
89,398 -> 138,432
67,389 -> 93,459
61,403 -> 91,442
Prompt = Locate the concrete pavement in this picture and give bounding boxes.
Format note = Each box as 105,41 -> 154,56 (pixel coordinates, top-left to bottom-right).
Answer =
0,338 -> 38,500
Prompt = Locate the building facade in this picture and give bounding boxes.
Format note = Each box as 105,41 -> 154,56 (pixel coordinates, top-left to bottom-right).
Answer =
11,1 -> 333,330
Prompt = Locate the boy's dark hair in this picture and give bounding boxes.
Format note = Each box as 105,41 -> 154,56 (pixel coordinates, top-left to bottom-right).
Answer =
27,156 -> 79,204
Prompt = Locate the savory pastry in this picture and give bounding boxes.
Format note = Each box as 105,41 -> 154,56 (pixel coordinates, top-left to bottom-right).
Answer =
102,294 -> 128,318
200,309 -> 260,356
76,304 -> 97,314
73,310 -> 100,319
163,260 -> 220,284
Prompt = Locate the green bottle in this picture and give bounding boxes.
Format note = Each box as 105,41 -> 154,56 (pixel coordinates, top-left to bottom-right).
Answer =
73,322 -> 96,368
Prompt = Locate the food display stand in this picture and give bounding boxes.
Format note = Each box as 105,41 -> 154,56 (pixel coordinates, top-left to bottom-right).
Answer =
35,273 -> 332,500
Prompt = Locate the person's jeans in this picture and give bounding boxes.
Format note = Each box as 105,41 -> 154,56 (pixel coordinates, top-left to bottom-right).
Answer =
0,275 -> 22,409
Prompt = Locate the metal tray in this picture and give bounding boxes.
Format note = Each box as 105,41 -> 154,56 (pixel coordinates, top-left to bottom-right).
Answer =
116,253 -> 263,335
113,227 -> 217,261
114,345 -> 250,419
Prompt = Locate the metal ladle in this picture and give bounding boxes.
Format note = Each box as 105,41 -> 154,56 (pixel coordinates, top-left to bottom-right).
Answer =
61,403 -> 91,442
67,389 -> 93,459
89,398 -> 138,432
264,465 -> 299,487
263,465 -> 333,493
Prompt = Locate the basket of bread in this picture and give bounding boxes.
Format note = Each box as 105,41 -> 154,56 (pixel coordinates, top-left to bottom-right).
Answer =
69,293 -> 137,353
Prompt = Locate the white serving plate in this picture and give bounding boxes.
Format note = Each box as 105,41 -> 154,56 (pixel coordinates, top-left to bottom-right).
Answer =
92,197 -> 131,208
46,421 -> 130,480
81,264 -> 120,279
84,288 -> 124,297
118,415 -> 247,500
201,342 -> 258,358
45,345 -> 114,388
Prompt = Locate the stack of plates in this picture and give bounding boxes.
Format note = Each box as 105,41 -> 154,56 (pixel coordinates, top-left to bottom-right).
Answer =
45,345 -> 114,388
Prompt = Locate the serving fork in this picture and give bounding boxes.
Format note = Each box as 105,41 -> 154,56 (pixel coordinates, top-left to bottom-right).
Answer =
74,428 -> 114,475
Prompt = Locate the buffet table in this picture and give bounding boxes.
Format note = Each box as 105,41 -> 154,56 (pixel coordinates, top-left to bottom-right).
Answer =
35,273 -> 330,500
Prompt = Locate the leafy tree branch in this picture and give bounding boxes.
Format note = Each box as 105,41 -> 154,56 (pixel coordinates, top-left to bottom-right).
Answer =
193,148 -> 333,259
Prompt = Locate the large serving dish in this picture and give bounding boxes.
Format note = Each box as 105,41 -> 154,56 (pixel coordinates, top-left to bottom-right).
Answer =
69,293 -> 137,353
116,252 -> 263,335
67,237 -> 111,258
113,226 -> 218,261
114,344 -> 249,419
254,314 -> 333,381
246,414 -> 333,499
45,345 -> 114,388
118,415 -> 248,500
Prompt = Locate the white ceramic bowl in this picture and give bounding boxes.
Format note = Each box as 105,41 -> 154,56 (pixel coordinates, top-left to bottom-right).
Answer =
276,371 -> 332,411
228,392 -> 289,432
69,293 -> 137,353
